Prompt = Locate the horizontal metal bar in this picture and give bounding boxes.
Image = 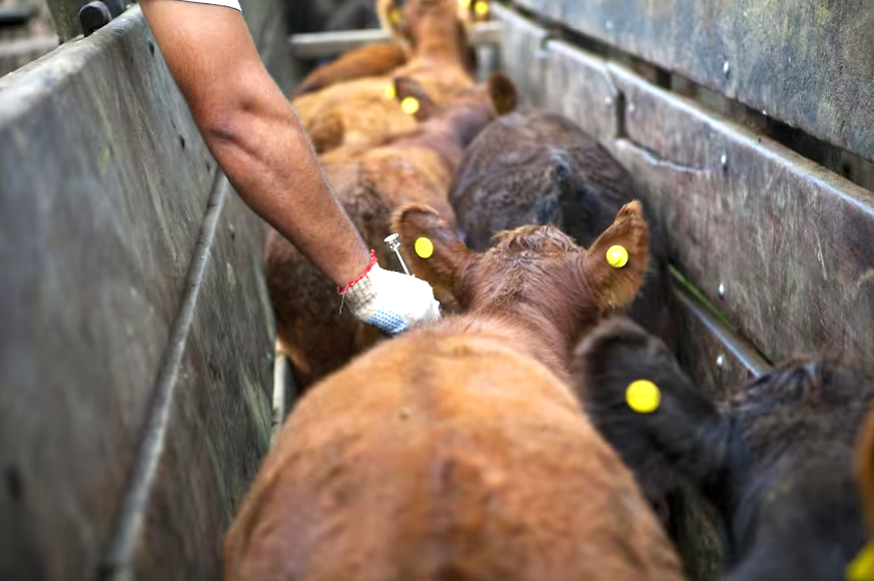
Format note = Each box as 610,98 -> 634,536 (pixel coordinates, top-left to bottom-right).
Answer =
0,35 -> 58,60
0,5 -> 37,27
289,21 -> 504,59
671,279 -> 772,378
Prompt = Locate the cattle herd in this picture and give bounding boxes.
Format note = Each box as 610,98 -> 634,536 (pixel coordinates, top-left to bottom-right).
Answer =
223,1 -> 874,580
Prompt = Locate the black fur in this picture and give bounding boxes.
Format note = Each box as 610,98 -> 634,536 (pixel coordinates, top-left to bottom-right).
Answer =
574,318 -> 873,581
449,109 -> 676,348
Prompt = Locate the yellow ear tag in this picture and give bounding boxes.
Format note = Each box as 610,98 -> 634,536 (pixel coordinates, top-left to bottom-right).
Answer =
847,543 -> 874,581
474,1 -> 489,17
401,96 -> 420,116
606,244 -> 629,268
626,380 -> 661,414
388,7 -> 400,25
385,83 -> 396,100
415,237 -> 434,259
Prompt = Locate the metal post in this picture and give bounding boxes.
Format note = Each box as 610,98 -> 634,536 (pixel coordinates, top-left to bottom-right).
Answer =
45,0 -> 126,42
44,0 -> 83,42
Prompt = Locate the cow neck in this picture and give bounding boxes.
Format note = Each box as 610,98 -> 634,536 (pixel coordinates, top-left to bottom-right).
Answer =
410,15 -> 467,65
469,300 -> 593,385
396,103 -> 493,171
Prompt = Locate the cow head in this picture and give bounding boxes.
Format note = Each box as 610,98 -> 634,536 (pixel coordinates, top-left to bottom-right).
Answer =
392,201 -> 649,361
389,71 -> 517,124
378,0 -> 469,55
574,317 -> 873,581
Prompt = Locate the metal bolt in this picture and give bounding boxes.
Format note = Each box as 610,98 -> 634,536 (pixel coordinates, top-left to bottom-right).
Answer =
79,1 -> 112,36
718,283 -> 725,299
720,152 -> 728,171
716,354 -> 725,368
723,60 -> 730,78
385,234 -> 411,275
604,96 -> 613,106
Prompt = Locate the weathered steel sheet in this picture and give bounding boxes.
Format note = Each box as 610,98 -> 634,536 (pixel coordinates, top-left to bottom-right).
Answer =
491,3 -> 549,107
524,29 -> 874,377
0,4 -> 280,579
0,13 -> 214,579
672,282 -> 765,397
610,68 -> 874,374
129,193 -> 273,580
509,0 -> 874,163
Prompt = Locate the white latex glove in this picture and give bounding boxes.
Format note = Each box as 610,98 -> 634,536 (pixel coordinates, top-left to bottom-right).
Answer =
341,259 -> 441,335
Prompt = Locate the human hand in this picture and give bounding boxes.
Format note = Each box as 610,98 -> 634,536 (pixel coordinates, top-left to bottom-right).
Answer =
340,254 -> 441,334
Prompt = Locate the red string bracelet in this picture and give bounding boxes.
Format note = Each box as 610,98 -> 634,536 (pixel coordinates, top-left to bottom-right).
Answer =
338,250 -> 378,294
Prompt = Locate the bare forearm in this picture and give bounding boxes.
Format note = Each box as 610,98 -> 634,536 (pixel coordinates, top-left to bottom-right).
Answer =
202,85 -> 369,286
139,0 -> 369,286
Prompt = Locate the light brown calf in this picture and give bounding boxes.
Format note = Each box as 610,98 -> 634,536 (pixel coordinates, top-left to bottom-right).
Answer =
294,41 -> 409,98
292,0 -> 492,97
293,0 -> 476,154
227,202 -> 687,581
266,74 -> 517,390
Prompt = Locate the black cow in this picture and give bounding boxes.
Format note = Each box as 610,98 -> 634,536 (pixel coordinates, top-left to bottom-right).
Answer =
574,317 -> 873,581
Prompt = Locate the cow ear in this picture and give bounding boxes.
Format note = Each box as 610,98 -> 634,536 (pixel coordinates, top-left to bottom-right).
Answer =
579,200 -> 649,313
392,204 -> 474,305
378,0 -> 411,49
487,72 -> 518,116
457,0 -> 490,27
572,317 -> 731,500
856,402 -> 874,538
392,76 -> 439,122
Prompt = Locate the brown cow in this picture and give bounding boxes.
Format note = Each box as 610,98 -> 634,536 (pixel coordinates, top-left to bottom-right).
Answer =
266,73 -> 517,390
293,0 -> 491,97
294,42 -> 409,98
448,109 -> 676,348
293,0 -> 477,154
226,201 -> 686,581
575,317 -> 874,581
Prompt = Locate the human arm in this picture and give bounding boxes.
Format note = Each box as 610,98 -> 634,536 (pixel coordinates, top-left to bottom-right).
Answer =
138,0 -> 439,331
139,0 -> 370,286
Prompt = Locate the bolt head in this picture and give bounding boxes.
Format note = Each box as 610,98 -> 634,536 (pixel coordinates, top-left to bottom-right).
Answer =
716,354 -> 725,368
718,283 -> 725,299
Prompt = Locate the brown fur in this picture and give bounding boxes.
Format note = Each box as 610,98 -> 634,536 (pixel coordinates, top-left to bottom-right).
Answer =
226,203 -> 686,581
858,402 -> 874,537
266,75 -> 516,390
394,200 -> 649,383
293,0 -> 477,154
296,0 -> 487,100
294,42 -> 409,98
